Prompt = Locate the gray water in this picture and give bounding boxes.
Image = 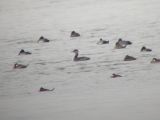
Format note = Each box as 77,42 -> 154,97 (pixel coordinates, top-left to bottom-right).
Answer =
0,0 -> 160,120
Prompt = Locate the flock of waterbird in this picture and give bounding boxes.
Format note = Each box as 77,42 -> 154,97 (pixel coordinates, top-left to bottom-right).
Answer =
13,30 -> 160,91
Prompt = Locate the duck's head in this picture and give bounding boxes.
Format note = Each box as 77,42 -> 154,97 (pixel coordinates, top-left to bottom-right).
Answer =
112,73 -> 116,76
39,36 -> 44,39
141,46 -> 146,51
20,49 -> 24,53
71,31 -> 75,34
118,38 -> 122,42
72,49 -> 79,54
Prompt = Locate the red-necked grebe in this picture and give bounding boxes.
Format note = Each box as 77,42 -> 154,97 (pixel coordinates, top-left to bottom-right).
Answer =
38,36 -> 50,42
141,46 -> 152,52
39,87 -> 55,92
111,73 -> 122,78
13,63 -> 28,69
70,31 -> 80,37
19,49 -> 32,55
72,49 -> 90,61
151,58 -> 160,63
97,38 -> 109,45
124,55 -> 136,61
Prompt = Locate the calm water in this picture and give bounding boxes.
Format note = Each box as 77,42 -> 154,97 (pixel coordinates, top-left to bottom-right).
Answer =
0,0 -> 160,119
